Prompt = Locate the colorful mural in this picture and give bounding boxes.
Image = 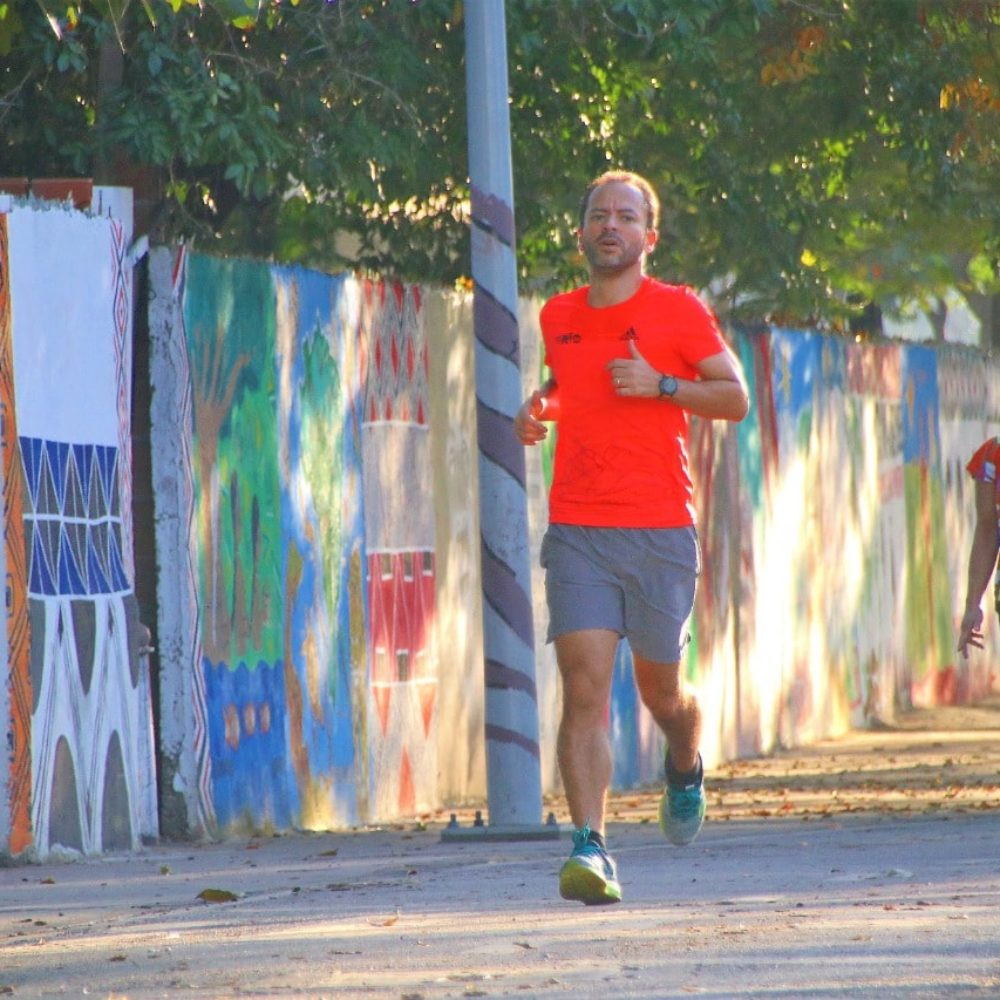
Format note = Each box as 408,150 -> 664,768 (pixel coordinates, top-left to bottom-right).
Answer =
3,204 -> 157,858
153,256 -> 438,835
359,280 -> 437,821
179,257 -> 357,832
1,214 -> 32,857
937,344 -> 1000,702
148,245 -> 215,837
680,329 -> 996,768
900,347 -> 954,704
516,310 -> 998,794
4,213 -> 999,853
843,342 -> 906,724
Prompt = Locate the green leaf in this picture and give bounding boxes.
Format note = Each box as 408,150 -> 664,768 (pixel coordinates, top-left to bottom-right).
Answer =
0,3 -> 23,56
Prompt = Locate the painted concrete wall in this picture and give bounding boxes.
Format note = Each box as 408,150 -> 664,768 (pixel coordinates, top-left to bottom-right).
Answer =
150,251 -> 454,837
524,321 -> 1000,784
1,197 -> 158,859
148,250 -> 1000,839
424,291 -> 488,806
5,222 -> 999,854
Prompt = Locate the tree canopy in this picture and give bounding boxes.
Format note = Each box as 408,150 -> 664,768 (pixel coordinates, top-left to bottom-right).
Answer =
2,0 -> 999,332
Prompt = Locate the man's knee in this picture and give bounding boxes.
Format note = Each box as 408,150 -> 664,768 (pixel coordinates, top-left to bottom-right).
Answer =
561,675 -> 611,722
634,656 -> 681,698
639,684 -> 688,722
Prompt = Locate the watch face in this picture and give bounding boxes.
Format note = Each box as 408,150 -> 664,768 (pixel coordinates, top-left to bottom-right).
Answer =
659,375 -> 677,397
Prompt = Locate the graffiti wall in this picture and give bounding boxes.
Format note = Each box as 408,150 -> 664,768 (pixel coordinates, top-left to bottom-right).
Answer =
523,321 -> 1000,784
150,251 -> 447,836
424,291 -> 487,806
6,222 -> 999,853
652,329 -> 997,772
3,198 -> 996,857
1,198 -> 157,859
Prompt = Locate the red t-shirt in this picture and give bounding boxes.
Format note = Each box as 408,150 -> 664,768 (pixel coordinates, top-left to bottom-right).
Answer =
540,276 -> 727,528
967,436 -> 1000,549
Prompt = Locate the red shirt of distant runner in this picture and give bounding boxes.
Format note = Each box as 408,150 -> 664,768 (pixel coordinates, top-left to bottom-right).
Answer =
967,436 -> 1000,549
540,275 -> 728,529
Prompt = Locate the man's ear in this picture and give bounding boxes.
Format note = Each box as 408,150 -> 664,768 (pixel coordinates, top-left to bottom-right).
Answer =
645,227 -> 659,254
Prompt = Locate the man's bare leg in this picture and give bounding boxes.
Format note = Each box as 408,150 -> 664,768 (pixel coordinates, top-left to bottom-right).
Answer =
554,628 -> 619,833
633,652 -> 706,845
632,654 -> 701,773
554,628 -> 622,904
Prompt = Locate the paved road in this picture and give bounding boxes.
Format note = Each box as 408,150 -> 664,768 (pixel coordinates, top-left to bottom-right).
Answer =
2,702 -> 999,999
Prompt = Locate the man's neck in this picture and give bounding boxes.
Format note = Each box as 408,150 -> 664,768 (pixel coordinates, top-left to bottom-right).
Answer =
586,267 -> 645,308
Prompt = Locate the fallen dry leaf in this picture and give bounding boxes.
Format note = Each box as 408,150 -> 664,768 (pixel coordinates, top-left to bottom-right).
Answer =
197,888 -> 239,903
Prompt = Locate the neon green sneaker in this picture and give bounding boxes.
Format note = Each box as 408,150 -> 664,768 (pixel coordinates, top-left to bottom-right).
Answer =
558,825 -> 622,905
659,754 -> 706,846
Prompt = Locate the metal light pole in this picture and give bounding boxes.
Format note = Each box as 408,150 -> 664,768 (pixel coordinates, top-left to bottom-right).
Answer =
443,0 -> 555,840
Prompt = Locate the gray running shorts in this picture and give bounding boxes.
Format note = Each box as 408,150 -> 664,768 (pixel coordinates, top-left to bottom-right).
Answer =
540,523 -> 700,665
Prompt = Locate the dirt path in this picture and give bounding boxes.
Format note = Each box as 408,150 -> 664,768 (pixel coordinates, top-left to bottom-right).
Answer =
421,696 -> 1000,832
2,698 -> 998,1000
542,696 -> 1000,829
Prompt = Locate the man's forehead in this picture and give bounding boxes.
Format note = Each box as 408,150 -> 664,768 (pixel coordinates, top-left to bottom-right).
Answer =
586,182 -> 645,212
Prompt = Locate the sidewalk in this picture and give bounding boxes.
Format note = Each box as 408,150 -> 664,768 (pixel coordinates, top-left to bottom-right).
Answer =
2,700 -> 998,999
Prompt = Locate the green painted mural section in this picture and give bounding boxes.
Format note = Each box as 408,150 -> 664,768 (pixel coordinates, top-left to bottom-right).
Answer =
185,255 -> 283,668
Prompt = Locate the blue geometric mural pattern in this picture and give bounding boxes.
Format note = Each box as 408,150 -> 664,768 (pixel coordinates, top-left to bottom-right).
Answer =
18,436 -> 129,596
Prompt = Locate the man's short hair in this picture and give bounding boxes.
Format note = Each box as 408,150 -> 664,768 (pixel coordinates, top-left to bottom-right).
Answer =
579,170 -> 660,231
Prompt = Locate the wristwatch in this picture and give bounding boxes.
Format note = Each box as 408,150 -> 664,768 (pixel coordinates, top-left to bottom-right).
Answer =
658,374 -> 679,398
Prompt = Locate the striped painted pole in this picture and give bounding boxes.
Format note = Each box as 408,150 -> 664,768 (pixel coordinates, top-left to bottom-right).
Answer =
460,0 -> 546,833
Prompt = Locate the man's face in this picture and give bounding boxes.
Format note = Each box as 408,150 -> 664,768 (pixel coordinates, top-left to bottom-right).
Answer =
577,181 -> 657,274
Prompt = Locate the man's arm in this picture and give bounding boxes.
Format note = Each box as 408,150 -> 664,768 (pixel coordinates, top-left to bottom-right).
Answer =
607,342 -> 750,422
958,479 -> 1000,657
673,348 -> 750,421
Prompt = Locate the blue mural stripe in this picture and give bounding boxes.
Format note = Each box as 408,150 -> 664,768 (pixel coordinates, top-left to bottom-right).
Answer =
64,451 -> 84,519
72,442 -> 90,511
96,444 -> 116,510
58,524 -> 86,594
902,346 -> 940,464
45,439 -> 69,510
18,436 -> 41,508
38,448 -> 57,515
108,529 -> 129,591
30,527 -> 54,595
87,526 -> 111,593
87,454 -> 104,519
67,522 -> 88,590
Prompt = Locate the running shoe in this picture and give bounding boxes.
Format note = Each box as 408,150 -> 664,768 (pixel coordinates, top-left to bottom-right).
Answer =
658,754 -> 706,846
558,824 -> 622,905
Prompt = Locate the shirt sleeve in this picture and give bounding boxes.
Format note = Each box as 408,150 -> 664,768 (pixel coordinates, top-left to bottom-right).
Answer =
967,437 -> 1000,483
676,288 -> 727,366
